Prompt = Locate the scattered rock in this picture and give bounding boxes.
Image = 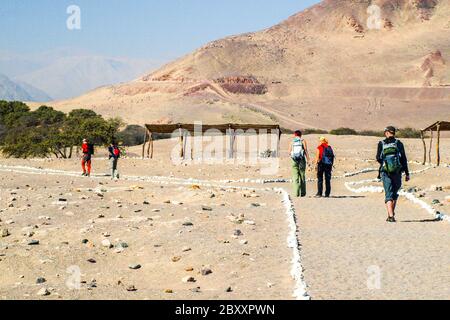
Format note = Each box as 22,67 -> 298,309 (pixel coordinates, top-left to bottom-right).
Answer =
201,266 -> 213,276
432,199 -> 441,205
185,267 -> 194,272
182,222 -> 194,227
37,287 -> 50,296
233,230 -> 243,237
129,264 -> 142,270
182,276 -> 196,283
101,239 -> 113,249
87,258 -> 97,264
225,287 -> 233,293
28,240 -> 40,246
190,287 -> 201,293
202,206 -> 213,211
36,277 -> 46,284
1,229 -> 10,238
115,242 -> 129,249
172,256 -> 182,262
81,239 -> 89,244
182,247 -> 192,252
126,285 -> 137,292
165,289 -> 174,294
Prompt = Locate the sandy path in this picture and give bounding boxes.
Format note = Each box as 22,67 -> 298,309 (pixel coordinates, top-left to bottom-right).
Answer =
294,177 -> 450,300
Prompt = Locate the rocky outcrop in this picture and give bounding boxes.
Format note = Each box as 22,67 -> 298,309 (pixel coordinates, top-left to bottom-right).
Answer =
213,76 -> 268,95
421,50 -> 446,86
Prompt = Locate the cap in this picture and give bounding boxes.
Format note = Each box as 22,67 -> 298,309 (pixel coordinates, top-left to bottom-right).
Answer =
384,126 -> 396,134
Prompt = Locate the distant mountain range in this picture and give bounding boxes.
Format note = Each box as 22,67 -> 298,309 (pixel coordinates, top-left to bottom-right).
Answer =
0,48 -> 163,101
0,73 -> 51,102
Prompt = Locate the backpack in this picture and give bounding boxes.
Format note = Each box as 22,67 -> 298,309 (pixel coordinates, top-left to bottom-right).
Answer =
88,143 -> 95,155
382,140 -> 402,174
113,146 -> 121,157
321,146 -> 334,166
291,138 -> 305,163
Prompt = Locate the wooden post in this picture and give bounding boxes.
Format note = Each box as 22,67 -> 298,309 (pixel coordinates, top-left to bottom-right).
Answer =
421,131 -> 427,165
142,129 -> 148,159
428,130 -> 433,164
437,123 -> 441,167
228,126 -> 234,159
147,131 -> 153,159
277,127 -> 282,158
179,128 -> 184,159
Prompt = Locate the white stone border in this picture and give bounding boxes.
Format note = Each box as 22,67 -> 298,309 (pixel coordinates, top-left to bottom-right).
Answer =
344,167 -> 448,223
276,188 -> 310,300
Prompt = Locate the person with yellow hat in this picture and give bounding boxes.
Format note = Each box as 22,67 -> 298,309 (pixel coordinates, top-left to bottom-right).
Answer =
314,136 -> 335,198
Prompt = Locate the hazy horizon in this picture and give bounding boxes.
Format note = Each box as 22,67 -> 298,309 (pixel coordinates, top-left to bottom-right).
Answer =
1,0 -> 319,60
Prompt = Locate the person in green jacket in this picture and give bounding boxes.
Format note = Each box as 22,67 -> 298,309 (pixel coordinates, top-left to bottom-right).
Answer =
289,130 -> 310,197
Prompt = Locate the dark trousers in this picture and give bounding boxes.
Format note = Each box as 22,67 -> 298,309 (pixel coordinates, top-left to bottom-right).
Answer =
317,163 -> 333,197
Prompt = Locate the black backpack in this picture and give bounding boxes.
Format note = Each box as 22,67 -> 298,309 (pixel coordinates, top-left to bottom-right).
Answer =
88,143 -> 95,155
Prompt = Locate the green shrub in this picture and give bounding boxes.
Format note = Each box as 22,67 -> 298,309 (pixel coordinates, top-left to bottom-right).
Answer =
117,125 -> 146,146
0,100 -> 123,158
397,128 -> 421,139
358,130 -> 385,137
329,127 -> 358,136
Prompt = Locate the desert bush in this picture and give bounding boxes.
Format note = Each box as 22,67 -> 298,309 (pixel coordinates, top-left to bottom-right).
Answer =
358,130 -> 385,137
303,128 -> 328,135
329,127 -> 358,136
116,125 -> 146,146
397,127 -> 421,139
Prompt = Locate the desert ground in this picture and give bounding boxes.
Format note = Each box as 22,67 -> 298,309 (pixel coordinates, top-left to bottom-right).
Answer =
0,134 -> 449,300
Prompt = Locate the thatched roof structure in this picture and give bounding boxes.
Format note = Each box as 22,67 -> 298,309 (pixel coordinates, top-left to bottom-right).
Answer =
420,121 -> 449,166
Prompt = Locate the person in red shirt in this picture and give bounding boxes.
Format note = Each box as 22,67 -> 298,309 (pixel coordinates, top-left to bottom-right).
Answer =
81,139 -> 92,177
314,137 -> 335,198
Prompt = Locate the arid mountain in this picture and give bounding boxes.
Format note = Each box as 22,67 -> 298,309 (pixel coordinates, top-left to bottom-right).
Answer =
0,49 -> 163,101
0,73 -> 51,102
48,0 -> 450,130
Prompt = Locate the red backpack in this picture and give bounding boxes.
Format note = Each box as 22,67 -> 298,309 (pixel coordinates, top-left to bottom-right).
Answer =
113,146 -> 120,157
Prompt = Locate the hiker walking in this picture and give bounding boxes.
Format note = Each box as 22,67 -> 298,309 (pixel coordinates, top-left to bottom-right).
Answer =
377,126 -> 410,223
289,130 -> 310,197
315,137 -> 335,198
108,142 -> 121,180
81,139 -> 94,177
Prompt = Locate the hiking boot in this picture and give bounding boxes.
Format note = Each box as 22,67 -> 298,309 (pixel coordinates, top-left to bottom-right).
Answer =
314,194 -> 322,198
82,172 -> 86,176
386,217 -> 396,223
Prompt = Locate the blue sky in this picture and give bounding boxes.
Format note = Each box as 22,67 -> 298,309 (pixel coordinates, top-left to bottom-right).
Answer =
1,0 -> 319,60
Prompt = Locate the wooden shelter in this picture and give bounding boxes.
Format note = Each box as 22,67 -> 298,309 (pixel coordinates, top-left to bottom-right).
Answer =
420,121 -> 450,166
142,123 -> 282,160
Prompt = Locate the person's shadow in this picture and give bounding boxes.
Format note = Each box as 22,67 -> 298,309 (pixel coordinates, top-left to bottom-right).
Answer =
401,218 -> 442,223
327,196 -> 366,199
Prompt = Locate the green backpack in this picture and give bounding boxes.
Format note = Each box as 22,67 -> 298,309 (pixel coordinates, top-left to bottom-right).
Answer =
382,140 -> 402,174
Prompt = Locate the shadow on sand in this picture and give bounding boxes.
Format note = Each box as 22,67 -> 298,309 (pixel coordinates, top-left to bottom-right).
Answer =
401,218 -> 442,223
328,196 -> 366,199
